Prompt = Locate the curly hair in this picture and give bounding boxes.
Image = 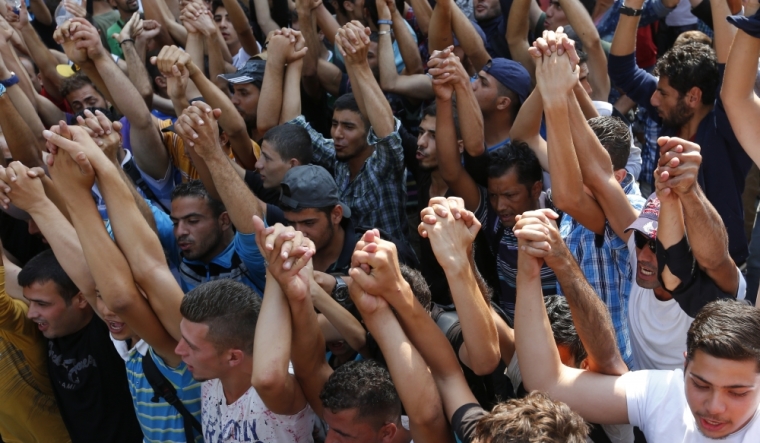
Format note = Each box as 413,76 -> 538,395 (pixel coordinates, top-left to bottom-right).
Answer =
654,41 -> 718,105
475,391 -> 589,442
400,264 -> 432,313
544,296 -> 587,366
487,141 -> 543,187
319,360 -> 402,429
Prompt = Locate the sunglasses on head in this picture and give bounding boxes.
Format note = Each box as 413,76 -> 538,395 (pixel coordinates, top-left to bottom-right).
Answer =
634,231 -> 656,252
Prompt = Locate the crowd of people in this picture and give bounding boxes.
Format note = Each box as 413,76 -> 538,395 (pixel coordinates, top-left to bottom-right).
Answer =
0,0 -> 759,440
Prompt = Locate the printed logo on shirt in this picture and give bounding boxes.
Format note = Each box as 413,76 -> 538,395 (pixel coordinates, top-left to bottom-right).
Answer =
49,342 -> 97,388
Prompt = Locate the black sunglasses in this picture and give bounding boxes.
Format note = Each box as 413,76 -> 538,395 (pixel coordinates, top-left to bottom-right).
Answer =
634,231 -> 656,252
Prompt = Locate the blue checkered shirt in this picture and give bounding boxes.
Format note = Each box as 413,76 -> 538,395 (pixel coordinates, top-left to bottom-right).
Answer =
288,115 -> 409,242
557,173 -> 646,369
636,106 -> 661,189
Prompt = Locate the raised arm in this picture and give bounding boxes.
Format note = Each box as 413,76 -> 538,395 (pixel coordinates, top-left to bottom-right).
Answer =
114,14 -> 158,109
257,30 -> 307,134
657,137 -> 739,294
174,102 -> 264,233
537,47 -> 606,234
429,51 -> 481,211
512,214 -> 629,425
507,0 -> 536,81
252,224 -> 311,415
407,0 -> 432,35
350,277 -> 453,443
73,19 -> 170,180
46,124 -> 180,366
561,0 -> 610,100
449,53 -> 485,157
11,5 -> 64,102
221,0 -> 260,56
420,197 -> 499,375
721,3 -> 760,165
0,57 -> 43,167
710,0 -> 736,64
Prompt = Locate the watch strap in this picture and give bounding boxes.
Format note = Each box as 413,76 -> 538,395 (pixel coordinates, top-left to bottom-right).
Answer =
620,5 -> 643,16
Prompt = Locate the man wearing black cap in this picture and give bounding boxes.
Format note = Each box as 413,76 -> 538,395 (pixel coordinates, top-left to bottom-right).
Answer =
277,165 -> 417,274
218,58 -> 267,142
472,57 -> 532,151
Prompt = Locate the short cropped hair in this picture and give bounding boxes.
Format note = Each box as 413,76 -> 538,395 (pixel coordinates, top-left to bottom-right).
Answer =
334,93 -> 370,132
475,391 -> 589,442
687,299 -> 760,370
674,30 -> 712,48
422,102 -> 462,140
171,179 -> 227,218
180,280 -> 261,354
320,360 -> 402,429
487,141 -> 543,187
60,73 -> 103,100
545,296 -> 587,365
262,124 -> 313,165
587,116 -> 631,171
18,250 -> 81,305
654,41 -> 718,106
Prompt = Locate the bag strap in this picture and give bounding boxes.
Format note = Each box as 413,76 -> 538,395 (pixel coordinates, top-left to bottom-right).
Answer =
142,350 -> 203,442
122,158 -> 172,214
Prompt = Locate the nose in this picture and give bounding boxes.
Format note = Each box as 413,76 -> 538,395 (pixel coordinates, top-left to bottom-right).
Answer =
175,220 -> 190,237
650,90 -> 661,107
704,391 -> 727,416
175,339 -> 187,356
255,157 -> 264,171
26,304 -> 39,320
418,134 -> 429,149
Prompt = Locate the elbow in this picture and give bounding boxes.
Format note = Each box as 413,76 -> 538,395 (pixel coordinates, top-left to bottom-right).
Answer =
408,395 -> 447,432
469,345 -> 501,376
251,368 -> 288,397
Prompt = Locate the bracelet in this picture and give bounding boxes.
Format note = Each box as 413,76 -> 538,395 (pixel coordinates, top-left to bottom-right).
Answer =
119,38 -> 135,46
377,19 -> 393,25
619,5 -> 643,16
378,30 -> 391,35
0,73 -> 19,89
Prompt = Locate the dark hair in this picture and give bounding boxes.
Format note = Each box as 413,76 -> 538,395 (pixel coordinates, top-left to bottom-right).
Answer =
686,299 -> 760,370
587,116 -> 630,171
171,180 -> 227,217
654,41 -> 718,106
320,360 -> 402,428
18,250 -> 81,305
577,49 -> 588,66
334,93 -> 370,131
422,102 -> 462,140
494,82 -> 522,121
487,141 -> 543,187
60,73 -> 104,101
544,296 -> 587,365
475,391 -> 589,442
74,107 -> 116,122
146,48 -> 163,92
180,279 -> 261,354
211,0 -> 250,16
400,264 -> 431,313
262,124 -> 313,165
364,0 -> 405,27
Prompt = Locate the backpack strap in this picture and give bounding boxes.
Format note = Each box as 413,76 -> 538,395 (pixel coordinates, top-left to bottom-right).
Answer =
122,157 -> 172,214
142,350 -> 203,442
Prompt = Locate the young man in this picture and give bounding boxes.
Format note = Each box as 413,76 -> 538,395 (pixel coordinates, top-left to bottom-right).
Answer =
609,0 -> 751,265
105,0 -> 141,57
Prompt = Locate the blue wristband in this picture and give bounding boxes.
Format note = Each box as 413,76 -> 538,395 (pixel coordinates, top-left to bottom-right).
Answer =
377,19 -> 393,25
0,74 -> 19,89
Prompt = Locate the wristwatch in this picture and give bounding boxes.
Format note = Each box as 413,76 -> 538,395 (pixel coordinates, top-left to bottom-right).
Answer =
620,5 -> 643,16
0,73 -> 19,89
331,275 -> 349,303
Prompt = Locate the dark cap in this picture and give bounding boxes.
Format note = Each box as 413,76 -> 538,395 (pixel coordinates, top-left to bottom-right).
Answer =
218,59 -> 266,85
482,58 -> 531,104
625,194 -> 660,239
279,165 -> 352,217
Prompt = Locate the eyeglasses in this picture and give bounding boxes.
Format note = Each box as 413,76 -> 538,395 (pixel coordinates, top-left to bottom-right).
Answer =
634,231 -> 656,253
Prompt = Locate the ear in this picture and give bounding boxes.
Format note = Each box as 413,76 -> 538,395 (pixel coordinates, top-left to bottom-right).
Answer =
613,168 -> 627,183
530,180 -> 543,198
683,351 -> 689,371
378,422 -> 397,443
227,349 -> 246,368
289,158 -> 300,167
154,76 -> 167,89
457,140 -> 464,154
73,292 -> 89,309
496,95 -> 512,111
686,86 -> 702,108
218,211 -> 232,230
331,205 -> 343,225
219,131 -> 230,147
579,358 -> 590,371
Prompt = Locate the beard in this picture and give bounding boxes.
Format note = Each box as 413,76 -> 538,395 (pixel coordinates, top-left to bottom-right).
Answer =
661,98 -> 694,129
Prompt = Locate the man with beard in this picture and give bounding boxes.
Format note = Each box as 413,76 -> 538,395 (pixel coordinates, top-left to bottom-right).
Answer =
105,0 -> 140,57
608,0 -> 751,266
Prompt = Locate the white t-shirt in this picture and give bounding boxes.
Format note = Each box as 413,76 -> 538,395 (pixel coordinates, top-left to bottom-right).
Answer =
623,368 -> 760,442
201,379 -> 319,442
626,235 -> 696,371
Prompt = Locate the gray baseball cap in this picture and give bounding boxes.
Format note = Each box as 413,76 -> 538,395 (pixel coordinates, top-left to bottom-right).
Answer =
279,165 -> 352,218
218,59 -> 266,85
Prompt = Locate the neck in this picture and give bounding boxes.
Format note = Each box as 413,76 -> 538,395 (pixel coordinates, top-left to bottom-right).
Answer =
653,286 -> 672,301
228,41 -> 242,56
678,104 -> 712,140
483,113 -> 512,148
118,10 -> 132,22
219,363 -> 254,406
348,145 -> 374,179
248,126 -> 262,143
313,223 -> 346,272
93,1 -> 114,15
391,424 -> 413,443
200,230 -> 235,263
429,169 -> 448,197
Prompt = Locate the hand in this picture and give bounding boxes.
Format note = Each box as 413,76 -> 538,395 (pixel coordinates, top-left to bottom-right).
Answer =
151,45 -> 199,78
165,62 -> 190,101
75,109 -> 123,164
70,18 -> 108,62
135,19 -> 162,43
654,136 -> 702,197
173,102 -> 223,158
348,230 -> 412,310
6,2 -> 28,30
428,50 -> 456,101
418,197 -> 481,270
428,48 -> 470,90
45,124 -> 99,191
54,20 -> 89,65
0,162 -> 47,212
335,21 -> 370,64
64,0 -> 88,18
112,12 -> 139,44
253,216 -> 316,300
348,274 -> 390,316
184,9 -> 216,37
267,30 -> 308,65
512,209 -> 567,269
0,15 -> 14,43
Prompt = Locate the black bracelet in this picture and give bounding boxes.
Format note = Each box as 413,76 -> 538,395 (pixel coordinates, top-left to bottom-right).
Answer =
119,38 -> 135,46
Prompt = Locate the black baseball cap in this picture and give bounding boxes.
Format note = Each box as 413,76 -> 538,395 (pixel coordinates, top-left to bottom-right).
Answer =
279,165 -> 352,217
218,59 -> 266,85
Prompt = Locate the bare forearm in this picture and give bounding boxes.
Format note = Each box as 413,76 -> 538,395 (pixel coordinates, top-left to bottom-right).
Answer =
280,60 -> 303,124
20,26 -> 62,95
680,187 -> 730,272
312,286 -> 367,353
252,0 -> 280,35
347,62 -> 394,137
407,0 -> 432,35
204,151 -> 263,233
428,0 -> 454,52
121,41 -> 154,108
222,0 -> 260,55
609,0 -> 644,56
0,94 -> 43,167
453,81 -> 485,156
392,10 -> 423,74
378,25 -> 399,92
709,0 -> 735,63
315,5 -> 340,45
257,59 -> 286,135
507,0 -> 535,80
450,5 -> 489,70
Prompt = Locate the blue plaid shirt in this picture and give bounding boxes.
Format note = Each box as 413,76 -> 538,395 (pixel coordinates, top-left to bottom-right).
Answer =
289,116 -> 409,243
558,173 -> 646,369
636,106 -> 661,190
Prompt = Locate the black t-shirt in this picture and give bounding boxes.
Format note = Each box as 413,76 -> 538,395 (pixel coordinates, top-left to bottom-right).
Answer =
452,403 -> 487,443
47,316 -> 143,443
243,170 -> 282,205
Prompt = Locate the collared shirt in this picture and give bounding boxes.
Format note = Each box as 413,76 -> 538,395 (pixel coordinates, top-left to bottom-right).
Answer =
326,218 -> 418,275
153,205 -> 266,295
558,173 -> 646,369
474,187 -> 557,316
288,116 -> 410,244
